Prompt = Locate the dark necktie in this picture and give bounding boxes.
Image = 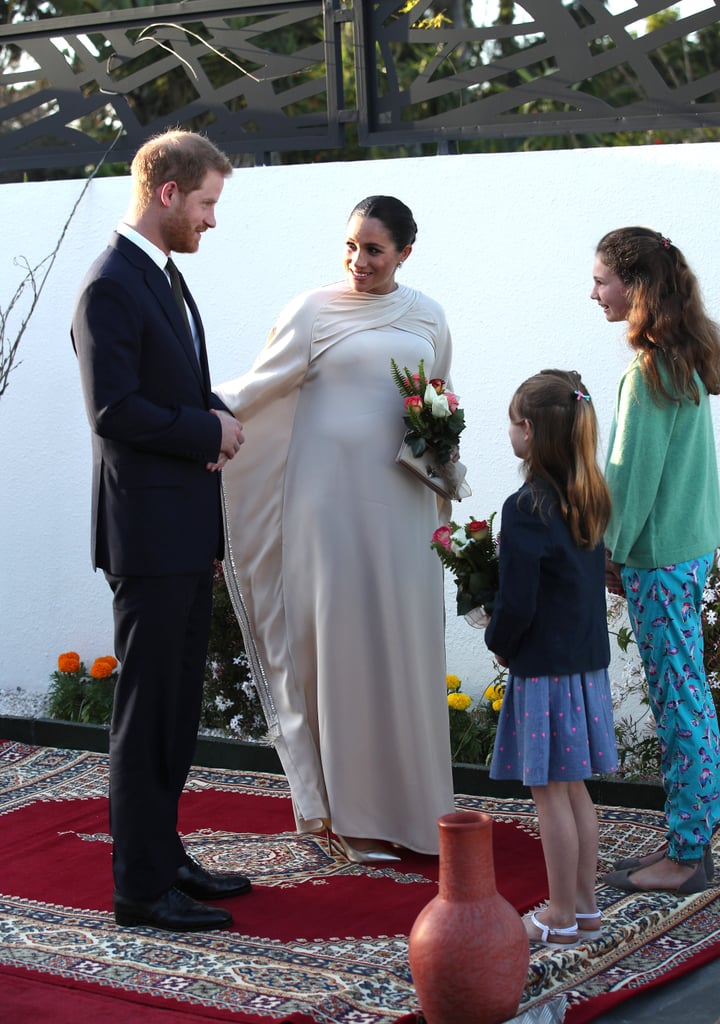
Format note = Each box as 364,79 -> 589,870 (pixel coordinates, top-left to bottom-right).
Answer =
166,258 -> 194,341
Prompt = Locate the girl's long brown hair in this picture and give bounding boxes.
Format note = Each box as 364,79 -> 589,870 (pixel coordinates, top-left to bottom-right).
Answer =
596,227 -> 720,403
510,369 -> 611,548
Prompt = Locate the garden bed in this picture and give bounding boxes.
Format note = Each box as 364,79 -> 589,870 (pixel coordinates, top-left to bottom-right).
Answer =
0,713 -> 664,809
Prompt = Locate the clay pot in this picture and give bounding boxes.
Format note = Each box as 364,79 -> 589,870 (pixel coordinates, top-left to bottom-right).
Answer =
408,810 -> 529,1024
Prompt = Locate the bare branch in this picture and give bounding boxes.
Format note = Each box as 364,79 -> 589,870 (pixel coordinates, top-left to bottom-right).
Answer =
0,127 -> 123,400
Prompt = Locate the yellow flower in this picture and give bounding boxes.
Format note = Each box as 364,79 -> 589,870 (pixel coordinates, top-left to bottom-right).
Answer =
446,674 -> 462,691
492,698 -> 504,712
484,683 -> 505,703
57,651 -> 80,674
448,692 -> 472,711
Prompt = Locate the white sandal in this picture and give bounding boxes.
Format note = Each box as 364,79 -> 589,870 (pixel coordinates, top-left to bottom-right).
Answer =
525,911 -> 579,948
576,910 -> 603,939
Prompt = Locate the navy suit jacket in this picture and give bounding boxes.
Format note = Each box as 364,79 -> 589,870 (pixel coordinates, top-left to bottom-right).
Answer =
71,233 -> 229,576
485,481 -> 610,677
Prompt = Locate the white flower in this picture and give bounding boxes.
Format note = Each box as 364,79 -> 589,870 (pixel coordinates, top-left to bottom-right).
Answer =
450,527 -> 470,556
707,609 -> 717,626
431,393 -> 451,418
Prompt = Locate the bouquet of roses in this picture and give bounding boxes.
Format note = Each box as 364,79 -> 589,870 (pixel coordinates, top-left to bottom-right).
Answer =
390,357 -> 465,463
431,513 -> 499,617
391,358 -> 470,500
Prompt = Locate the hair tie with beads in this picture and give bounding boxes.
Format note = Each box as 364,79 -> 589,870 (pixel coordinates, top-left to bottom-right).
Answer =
573,390 -> 590,402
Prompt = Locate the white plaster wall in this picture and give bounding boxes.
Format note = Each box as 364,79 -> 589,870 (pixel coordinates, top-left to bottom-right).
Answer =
2,142 -> 720,701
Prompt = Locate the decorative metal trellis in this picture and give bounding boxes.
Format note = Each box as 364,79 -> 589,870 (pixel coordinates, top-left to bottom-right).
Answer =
2,0 -> 720,172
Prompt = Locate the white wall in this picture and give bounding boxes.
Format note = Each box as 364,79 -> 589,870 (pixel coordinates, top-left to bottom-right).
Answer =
3,142 -> 720,702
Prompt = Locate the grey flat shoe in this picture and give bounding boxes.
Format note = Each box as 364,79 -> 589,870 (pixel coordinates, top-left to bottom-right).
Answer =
602,858 -> 708,894
614,844 -> 714,882
613,844 -> 668,872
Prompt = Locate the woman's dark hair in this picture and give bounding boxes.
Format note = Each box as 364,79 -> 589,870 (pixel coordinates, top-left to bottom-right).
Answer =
596,226 -> 720,402
349,195 -> 418,251
510,369 -> 611,548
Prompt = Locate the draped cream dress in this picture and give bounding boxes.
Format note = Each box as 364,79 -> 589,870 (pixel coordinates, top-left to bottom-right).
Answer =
216,282 -> 455,853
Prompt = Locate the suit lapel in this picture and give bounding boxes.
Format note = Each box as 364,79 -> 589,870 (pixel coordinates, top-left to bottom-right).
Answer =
149,264 -> 208,395
111,234 -> 210,401
176,269 -> 213,396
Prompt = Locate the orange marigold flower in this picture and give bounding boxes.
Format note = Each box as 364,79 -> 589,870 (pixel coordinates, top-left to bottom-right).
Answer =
99,655 -> 118,670
58,651 -> 81,674
90,658 -> 114,679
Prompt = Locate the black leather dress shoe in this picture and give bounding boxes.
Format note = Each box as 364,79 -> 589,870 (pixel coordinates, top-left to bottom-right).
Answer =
174,855 -> 252,900
113,886 -> 233,931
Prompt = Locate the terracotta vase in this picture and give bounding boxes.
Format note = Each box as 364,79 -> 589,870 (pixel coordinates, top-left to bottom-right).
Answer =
408,810 -> 529,1024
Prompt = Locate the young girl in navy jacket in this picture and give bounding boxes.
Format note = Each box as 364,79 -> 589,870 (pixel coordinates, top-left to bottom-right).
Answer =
486,369 -> 617,947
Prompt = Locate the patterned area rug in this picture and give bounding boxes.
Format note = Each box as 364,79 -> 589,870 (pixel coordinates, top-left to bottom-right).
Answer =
1,741 -> 719,1024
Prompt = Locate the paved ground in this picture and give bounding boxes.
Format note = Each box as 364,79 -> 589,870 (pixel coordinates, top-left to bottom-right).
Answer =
591,953 -> 720,1023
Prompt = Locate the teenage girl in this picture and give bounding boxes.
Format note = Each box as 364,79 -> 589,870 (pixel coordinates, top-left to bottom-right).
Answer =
486,369 -> 617,946
592,227 -> 720,893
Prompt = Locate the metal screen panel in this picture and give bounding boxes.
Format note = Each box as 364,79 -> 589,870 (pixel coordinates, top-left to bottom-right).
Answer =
0,0 -> 343,170
2,0 -> 720,171
357,0 -> 720,144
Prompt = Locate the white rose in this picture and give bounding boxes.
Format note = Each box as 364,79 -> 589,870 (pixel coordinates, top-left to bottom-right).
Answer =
431,393 -> 451,418
451,529 -> 469,555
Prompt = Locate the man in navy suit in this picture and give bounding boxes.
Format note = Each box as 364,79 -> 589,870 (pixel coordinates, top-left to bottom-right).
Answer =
72,129 -> 249,932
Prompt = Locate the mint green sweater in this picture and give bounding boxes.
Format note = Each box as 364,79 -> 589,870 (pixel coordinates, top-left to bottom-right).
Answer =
605,356 -> 720,568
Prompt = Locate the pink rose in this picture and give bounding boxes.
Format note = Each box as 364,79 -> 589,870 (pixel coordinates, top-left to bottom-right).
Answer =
432,525 -> 453,550
430,378 -> 446,394
445,391 -> 459,413
467,519 -> 489,541
404,395 -> 424,412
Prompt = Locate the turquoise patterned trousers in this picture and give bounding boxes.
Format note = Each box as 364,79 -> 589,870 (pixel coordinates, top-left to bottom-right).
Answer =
622,554 -> 720,863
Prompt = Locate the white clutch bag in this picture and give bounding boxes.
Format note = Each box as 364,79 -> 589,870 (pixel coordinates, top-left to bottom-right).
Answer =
396,440 -> 472,501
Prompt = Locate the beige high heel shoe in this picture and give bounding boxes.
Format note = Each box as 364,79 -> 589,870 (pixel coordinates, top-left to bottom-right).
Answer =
308,820 -> 334,856
331,835 -> 402,864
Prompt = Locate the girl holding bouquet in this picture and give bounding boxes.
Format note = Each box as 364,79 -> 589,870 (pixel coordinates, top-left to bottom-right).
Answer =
485,369 -> 617,947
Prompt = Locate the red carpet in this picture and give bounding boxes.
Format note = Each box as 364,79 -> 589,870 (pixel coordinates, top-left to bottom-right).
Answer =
1,741 -> 719,1023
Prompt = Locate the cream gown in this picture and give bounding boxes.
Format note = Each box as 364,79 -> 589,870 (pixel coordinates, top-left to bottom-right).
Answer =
216,281 -> 455,853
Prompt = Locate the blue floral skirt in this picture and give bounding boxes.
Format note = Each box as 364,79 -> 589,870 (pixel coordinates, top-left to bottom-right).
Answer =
489,669 -> 618,787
